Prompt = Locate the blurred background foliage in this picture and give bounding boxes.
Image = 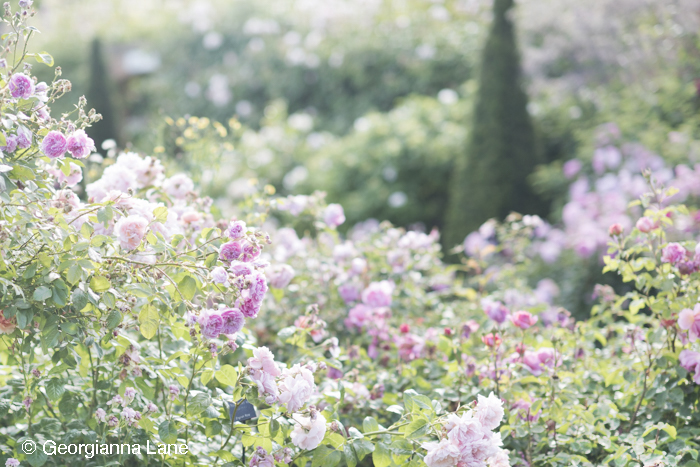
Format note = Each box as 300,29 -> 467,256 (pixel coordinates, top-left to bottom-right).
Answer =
25,0 -> 700,243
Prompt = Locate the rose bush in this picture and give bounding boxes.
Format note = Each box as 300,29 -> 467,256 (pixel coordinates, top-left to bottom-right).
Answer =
2,2 -> 700,467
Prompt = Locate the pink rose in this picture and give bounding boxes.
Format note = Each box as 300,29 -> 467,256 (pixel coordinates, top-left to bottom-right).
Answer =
41,131 -> 68,159
247,347 -> 280,376
114,215 -> 149,251
226,220 -> 247,239
361,281 -> 394,308
290,413 -> 326,450
422,439 -> 461,467
475,392 -> 505,431
510,311 -> 538,330
636,216 -> 656,233
66,129 -> 96,159
338,283 -> 360,304
482,299 -> 508,324
198,310 -> 224,339
211,266 -> 229,285
278,365 -> 315,412
678,305 -> 700,342
661,243 -> 686,265
0,314 -> 16,334
679,349 -> 700,384
323,203 -> 345,227
9,73 -> 34,99
220,308 -> 245,335
268,264 -> 295,289
219,241 -> 242,262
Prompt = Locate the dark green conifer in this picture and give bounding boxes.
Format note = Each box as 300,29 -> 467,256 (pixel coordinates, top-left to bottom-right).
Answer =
86,38 -> 120,151
443,0 -> 542,250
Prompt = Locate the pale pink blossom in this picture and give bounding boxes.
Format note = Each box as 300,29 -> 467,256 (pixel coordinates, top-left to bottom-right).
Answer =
268,264 -> 295,289
636,216 -> 656,233
162,173 -> 194,199
323,203 -> 345,227
361,281 -> 394,308
486,449 -> 510,467
278,364 -> 315,412
248,347 -> 280,376
114,215 -> 149,250
510,311 -> 538,329
422,439 -> 461,467
678,305 -> 700,342
198,309 -> 224,339
679,349 -> 700,384
0,314 -> 17,335
661,243 -> 686,265
475,392 -> 504,431
211,266 -> 229,285
66,129 -> 95,159
220,308 -> 245,335
291,413 -> 326,450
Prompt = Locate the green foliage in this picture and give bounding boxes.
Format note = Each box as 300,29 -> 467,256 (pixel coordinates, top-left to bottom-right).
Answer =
87,38 -> 120,150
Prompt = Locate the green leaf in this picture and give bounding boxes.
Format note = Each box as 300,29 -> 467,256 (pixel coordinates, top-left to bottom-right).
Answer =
344,443 -> 358,467
373,443 -> 392,467
35,51 -> 54,66
90,275 -> 111,293
215,365 -> 238,387
404,418 -> 429,439
16,308 -> 33,329
33,286 -> 52,301
41,324 -> 59,350
159,420 -> 178,444
153,206 -> 169,223
206,420 -> 222,437
26,445 -> 48,467
178,275 -> 197,300
66,263 -> 83,285
45,378 -> 65,400
311,446 -> 342,467
138,305 -> 159,339
201,369 -> 214,385
71,288 -> 88,311
661,424 -> 677,439
187,392 -> 211,415
106,310 -> 122,329
352,439 -> 375,461
363,416 -> 379,434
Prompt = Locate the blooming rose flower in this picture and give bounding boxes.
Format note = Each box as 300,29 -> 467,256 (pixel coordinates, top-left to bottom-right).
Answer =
248,272 -> 268,302
323,203 -> 345,227
361,281 -> 394,308
678,304 -> 700,342
114,215 -> 149,250
15,125 -> 31,149
562,159 -> 582,179
239,297 -> 262,318
291,413 -> 327,450
422,439 -> 461,467
248,347 -> 281,376
198,309 -> 224,339
0,314 -> 16,335
226,220 -> 247,239
447,412 -> 485,449
48,162 -> 83,187
481,333 -> 501,347
679,349 -> 700,384
268,264 -> 295,289
461,320 -> 480,338
486,449 -> 510,467
220,308 -> 245,335
5,459 -> 20,467
162,173 -> 194,199
0,133 -> 18,153
510,311 -> 538,329
636,216 -> 656,233
251,369 -> 279,400
41,131 -> 68,159
211,266 -> 229,285
9,73 -> 34,99
94,408 -> 107,423
240,242 -> 262,262
66,130 -> 96,158
219,241 -> 242,262
230,260 -> 253,277
482,299 -> 508,324
278,365 -> 315,412
338,283 -> 360,303
475,392 -> 504,431
661,243 -> 686,265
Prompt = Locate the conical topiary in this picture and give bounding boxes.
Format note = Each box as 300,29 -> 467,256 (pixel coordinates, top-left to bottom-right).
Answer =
443,0 -> 542,251
86,38 -> 120,151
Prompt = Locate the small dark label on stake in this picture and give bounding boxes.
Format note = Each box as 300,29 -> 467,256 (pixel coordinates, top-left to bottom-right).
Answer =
229,399 -> 257,422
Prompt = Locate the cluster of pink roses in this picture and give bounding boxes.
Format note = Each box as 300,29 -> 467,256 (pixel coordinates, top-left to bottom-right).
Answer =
41,129 -> 95,159
197,308 -> 246,339
95,387 -> 156,428
482,299 -> 538,331
661,242 -> 700,275
245,347 -> 327,450
423,393 -> 509,467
